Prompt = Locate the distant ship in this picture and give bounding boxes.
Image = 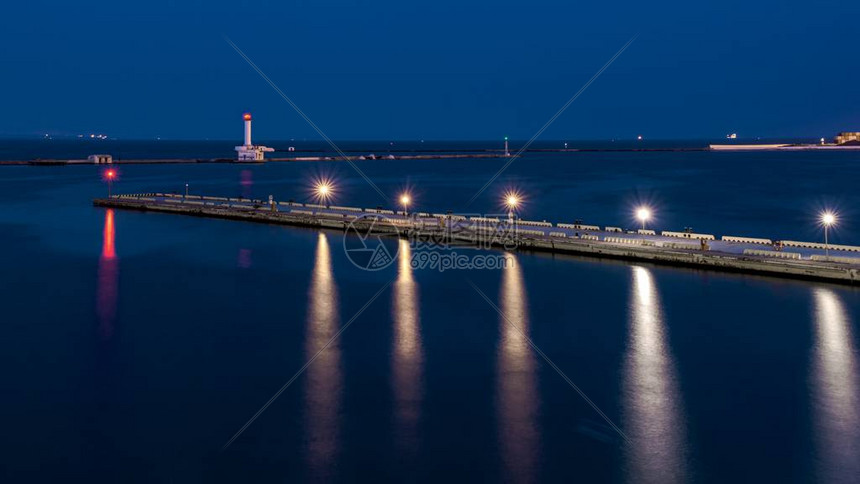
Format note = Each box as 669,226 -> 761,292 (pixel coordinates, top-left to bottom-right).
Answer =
726,133 -> 737,139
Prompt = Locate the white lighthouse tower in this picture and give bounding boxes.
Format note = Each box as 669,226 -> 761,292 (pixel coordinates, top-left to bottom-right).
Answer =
235,113 -> 274,161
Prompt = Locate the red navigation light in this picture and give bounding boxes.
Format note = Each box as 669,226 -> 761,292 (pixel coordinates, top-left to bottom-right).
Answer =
102,168 -> 119,197
243,113 -> 252,121
102,168 -> 120,183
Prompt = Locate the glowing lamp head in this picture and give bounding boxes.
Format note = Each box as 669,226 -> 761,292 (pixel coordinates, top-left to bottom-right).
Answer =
821,212 -> 836,227
105,170 -> 116,180
317,184 -> 330,196
506,195 -> 519,208
637,207 -> 651,222
243,113 -> 252,121
400,194 -> 411,206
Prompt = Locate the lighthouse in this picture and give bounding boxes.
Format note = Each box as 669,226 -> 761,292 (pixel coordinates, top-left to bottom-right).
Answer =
243,113 -> 252,146
235,113 -> 274,161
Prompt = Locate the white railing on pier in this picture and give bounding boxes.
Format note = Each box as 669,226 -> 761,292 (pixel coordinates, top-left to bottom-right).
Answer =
781,240 -> 860,253
557,223 -> 600,231
605,236 -> 643,245
329,205 -> 363,212
662,230 -> 715,240
809,255 -> 860,264
744,249 -> 801,260
519,220 -> 553,228
722,235 -> 773,245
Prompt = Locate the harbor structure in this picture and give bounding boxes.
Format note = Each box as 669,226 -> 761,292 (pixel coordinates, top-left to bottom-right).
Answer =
711,131 -> 860,150
234,113 -> 274,161
835,132 -> 860,145
94,192 -> 860,285
88,154 -> 113,164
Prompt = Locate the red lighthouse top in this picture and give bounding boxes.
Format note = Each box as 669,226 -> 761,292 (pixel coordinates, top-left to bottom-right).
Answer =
243,113 -> 252,121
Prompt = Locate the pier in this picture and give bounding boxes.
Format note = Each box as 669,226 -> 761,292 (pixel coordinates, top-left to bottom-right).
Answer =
0,148 -> 709,166
1,152 -> 512,166
93,193 -> 860,285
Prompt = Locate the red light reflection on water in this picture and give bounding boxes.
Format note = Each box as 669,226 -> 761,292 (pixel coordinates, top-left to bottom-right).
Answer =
101,209 -> 116,260
240,170 -> 253,198
97,209 -> 119,340
237,248 -> 252,269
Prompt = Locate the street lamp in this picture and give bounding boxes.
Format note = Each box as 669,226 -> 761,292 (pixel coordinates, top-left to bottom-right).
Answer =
821,211 -> 836,259
400,193 -> 411,216
505,193 -> 519,222
636,206 -> 651,231
105,169 -> 116,197
315,181 -> 333,205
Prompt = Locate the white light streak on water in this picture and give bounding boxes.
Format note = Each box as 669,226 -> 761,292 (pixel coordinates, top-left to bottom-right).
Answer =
304,233 -> 342,478
623,266 -> 687,484
497,253 -> 540,483
811,287 -> 860,484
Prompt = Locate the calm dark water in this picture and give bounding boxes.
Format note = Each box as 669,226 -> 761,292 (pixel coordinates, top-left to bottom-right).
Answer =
1,142 -> 859,482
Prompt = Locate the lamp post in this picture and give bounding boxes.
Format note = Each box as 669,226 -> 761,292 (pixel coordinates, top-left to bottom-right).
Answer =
400,194 -> 411,216
506,194 -> 519,223
105,170 -> 116,197
316,182 -> 332,207
185,183 -> 189,198
822,212 -> 836,259
637,207 -> 651,231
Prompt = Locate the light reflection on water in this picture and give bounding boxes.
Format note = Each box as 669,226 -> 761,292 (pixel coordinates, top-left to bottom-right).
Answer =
5,154 -> 860,483
236,248 -> 252,269
239,169 -> 253,199
96,209 -> 118,340
811,288 -> 860,484
391,240 -> 423,457
623,266 -> 687,484
497,253 -> 540,483
304,233 -> 342,478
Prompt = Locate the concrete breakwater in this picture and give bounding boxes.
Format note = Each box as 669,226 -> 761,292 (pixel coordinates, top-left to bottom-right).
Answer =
2,153 -> 509,166
0,147 -> 714,166
93,193 -> 860,285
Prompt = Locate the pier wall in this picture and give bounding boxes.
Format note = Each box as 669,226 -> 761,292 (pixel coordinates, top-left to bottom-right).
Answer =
93,196 -> 860,285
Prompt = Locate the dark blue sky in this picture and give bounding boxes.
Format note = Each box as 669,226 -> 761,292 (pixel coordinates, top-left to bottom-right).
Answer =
1,0 -> 857,140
